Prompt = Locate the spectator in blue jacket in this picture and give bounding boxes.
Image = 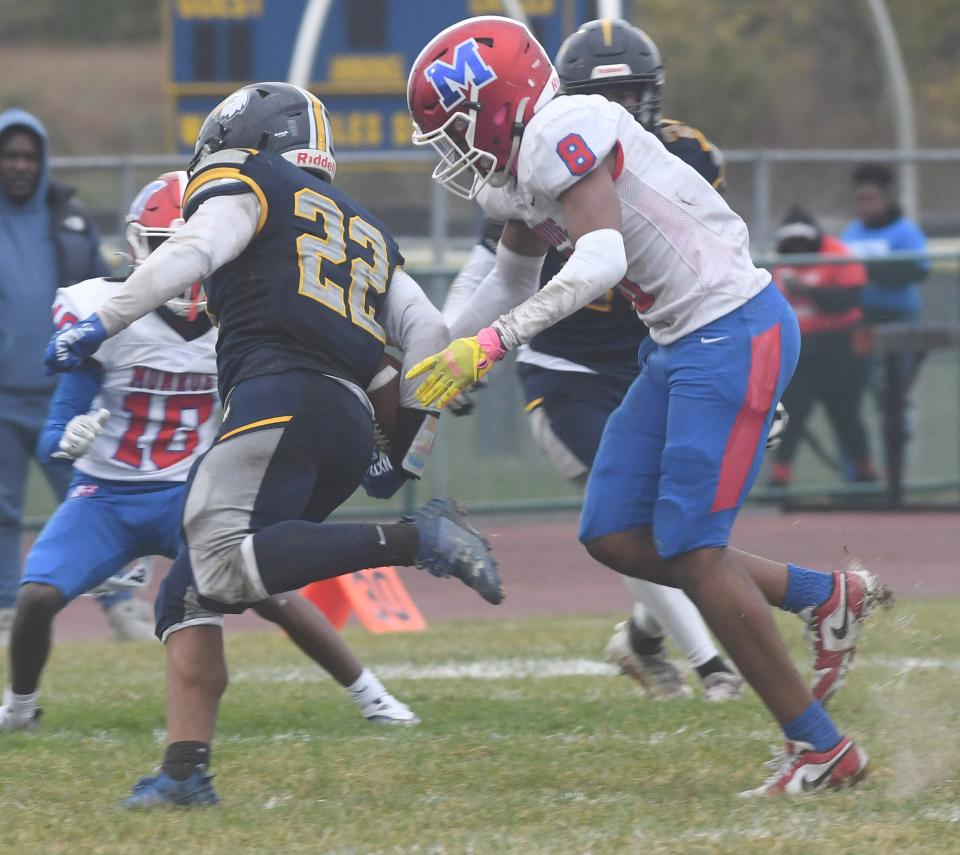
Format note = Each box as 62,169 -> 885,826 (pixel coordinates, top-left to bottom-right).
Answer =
841,163 -> 929,324
841,162 -> 930,481
0,108 -> 151,644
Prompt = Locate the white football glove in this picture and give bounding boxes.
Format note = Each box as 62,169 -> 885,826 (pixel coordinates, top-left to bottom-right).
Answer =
53,408 -> 110,460
765,402 -> 789,451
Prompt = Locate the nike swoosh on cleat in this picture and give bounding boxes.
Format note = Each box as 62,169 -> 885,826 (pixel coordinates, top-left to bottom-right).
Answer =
700,336 -> 729,344
831,576 -> 850,640
800,741 -> 853,792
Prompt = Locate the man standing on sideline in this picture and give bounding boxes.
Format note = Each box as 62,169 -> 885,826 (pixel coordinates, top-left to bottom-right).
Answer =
0,108 -> 151,645
841,163 -> 929,478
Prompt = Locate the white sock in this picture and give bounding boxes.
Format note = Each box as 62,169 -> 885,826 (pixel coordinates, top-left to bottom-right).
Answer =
2,684 -> 38,719
622,577 -> 719,668
345,668 -> 386,708
628,601 -> 665,639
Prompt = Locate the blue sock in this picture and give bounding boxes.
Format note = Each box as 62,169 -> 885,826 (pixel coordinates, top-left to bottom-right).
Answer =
781,564 -> 835,613
782,700 -> 841,753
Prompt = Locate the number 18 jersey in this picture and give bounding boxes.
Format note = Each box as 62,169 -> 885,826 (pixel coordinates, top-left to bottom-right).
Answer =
52,278 -> 220,483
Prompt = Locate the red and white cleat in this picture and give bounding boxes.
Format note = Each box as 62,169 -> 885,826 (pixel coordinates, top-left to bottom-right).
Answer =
740,736 -> 869,797
805,564 -> 894,704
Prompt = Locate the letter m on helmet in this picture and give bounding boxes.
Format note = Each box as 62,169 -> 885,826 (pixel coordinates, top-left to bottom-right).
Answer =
425,38 -> 497,110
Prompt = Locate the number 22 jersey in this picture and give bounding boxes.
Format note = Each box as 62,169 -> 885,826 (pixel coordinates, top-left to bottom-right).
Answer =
182,149 -> 404,400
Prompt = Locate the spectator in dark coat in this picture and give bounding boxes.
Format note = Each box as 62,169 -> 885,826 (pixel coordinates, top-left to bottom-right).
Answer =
0,108 -> 149,644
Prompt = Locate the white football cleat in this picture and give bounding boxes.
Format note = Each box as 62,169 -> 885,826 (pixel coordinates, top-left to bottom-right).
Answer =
604,621 -> 692,700
361,692 -> 421,726
0,704 -> 41,733
104,598 -> 154,642
0,687 -> 41,734
701,671 -> 745,702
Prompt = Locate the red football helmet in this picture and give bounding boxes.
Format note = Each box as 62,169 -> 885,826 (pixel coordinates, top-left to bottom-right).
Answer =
408,16 -> 559,199
125,171 -> 204,318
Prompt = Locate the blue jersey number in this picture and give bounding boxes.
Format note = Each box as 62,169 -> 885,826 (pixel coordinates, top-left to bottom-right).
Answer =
556,133 -> 596,176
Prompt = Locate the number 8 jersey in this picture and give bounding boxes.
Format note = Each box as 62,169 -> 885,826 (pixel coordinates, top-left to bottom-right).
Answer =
52,277 -> 220,482
183,149 -> 404,400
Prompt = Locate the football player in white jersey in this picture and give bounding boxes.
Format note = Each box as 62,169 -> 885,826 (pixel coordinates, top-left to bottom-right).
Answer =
443,19 -> 745,703
1,173 -> 418,733
407,17 -> 892,795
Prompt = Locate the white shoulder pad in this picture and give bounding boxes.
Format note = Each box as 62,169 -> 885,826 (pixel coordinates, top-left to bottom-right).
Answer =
476,184 -> 516,223
518,94 -> 620,198
184,148 -> 257,215
53,277 -> 123,328
191,147 -> 254,174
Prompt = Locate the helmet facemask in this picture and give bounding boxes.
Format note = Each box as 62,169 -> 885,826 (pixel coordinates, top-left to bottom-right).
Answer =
414,108 -> 506,200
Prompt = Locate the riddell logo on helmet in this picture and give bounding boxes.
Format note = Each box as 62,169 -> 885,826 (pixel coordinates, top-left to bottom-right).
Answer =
296,151 -> 333,167
288,150 -> 336,176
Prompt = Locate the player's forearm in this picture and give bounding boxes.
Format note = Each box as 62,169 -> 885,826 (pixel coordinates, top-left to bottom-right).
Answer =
384,268 -> 450,409
35,366 -> 102,460
96,194 -> 259,336
442,244 -> 496,326
492,228 -> 626,350
447,242 -> 545,340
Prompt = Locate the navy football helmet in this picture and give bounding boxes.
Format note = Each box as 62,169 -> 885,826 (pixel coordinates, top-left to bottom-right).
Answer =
189,82 -> 336,182
555,19 -> 664,131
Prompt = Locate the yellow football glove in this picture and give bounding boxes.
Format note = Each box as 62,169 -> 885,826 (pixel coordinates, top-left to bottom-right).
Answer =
406,328 -> 506,409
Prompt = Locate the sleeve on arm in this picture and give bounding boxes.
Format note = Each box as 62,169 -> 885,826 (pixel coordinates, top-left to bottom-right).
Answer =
95,193 -> 260,335
382,268 -> 450,409
442,243 -> 497,326
494,228 -> 627,350
446,239 -> 545,340
866,221 -> 930,286
35,365 -> 103,461
890,221 -> 931,279
52,289 -> 83,330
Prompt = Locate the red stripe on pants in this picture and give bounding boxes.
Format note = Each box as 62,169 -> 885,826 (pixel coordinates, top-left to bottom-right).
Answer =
711,324 -> 782,512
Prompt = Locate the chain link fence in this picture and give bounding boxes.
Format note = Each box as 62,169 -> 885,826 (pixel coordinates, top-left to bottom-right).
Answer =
21,150 -> 960,525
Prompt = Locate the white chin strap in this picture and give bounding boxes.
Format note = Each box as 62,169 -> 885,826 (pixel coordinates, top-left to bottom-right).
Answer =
487,95 -> 529,190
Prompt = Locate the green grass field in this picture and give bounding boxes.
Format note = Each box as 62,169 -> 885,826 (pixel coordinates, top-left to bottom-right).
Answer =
2,603 -> 958,854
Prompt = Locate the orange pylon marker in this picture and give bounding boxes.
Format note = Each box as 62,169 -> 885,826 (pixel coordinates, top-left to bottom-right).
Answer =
301,567 -> 426,633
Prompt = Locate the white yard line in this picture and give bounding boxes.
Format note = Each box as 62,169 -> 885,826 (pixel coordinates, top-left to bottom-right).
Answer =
232,655 -> 960,684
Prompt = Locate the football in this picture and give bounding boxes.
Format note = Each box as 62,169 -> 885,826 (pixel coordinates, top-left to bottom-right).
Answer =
367,352 -> 402,451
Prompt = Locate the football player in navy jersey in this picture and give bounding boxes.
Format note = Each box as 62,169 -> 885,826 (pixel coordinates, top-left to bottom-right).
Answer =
44,83 -> 501,807
443,20 -> 742,702
0,172 -> 419,736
